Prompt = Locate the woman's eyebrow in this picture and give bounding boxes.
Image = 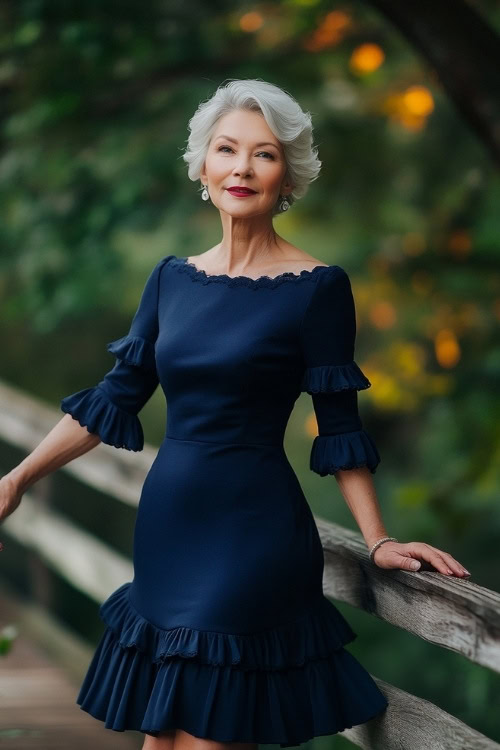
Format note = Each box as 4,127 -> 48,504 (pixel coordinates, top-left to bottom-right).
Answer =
214,135 -> 280,150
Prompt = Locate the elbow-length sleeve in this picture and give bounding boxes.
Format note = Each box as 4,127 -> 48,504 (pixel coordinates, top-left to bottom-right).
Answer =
300,266 -> 381,476
60,255 -> 171,451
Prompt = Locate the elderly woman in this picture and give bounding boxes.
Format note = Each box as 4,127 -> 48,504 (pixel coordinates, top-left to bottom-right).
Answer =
0,78 -> 470,750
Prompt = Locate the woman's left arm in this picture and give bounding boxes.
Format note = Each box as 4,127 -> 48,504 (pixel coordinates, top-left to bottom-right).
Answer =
299,267 -> 471,579
335,467 -> 471,577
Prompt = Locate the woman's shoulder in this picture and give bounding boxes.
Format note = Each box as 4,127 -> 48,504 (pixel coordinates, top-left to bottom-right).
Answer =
269,243 -> 330,274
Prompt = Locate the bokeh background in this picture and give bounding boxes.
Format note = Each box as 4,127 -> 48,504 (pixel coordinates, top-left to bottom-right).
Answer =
1,0 -> 500,747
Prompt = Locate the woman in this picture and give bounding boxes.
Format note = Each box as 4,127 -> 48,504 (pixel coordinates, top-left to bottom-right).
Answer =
0,78 -> 470,750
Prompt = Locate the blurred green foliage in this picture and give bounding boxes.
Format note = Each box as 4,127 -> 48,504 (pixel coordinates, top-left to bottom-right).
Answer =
1,0 -> 500,744
0,623 -> 18,655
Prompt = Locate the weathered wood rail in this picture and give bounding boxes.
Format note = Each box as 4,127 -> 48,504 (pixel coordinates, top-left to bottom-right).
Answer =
0,379 -> 499,750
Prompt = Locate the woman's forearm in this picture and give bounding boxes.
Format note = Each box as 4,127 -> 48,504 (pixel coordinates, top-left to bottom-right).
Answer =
334,467 -> 389,549
8,413 -> 102,494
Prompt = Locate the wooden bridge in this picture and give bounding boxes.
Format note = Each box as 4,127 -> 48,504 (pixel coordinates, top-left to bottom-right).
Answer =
0,583 -> 141,749
1,379 -> 499,750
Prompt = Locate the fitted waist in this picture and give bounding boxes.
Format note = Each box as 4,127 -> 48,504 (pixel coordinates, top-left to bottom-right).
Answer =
164,433 -> 284,448
153,435 -> 301,504
164,402 -> 291,447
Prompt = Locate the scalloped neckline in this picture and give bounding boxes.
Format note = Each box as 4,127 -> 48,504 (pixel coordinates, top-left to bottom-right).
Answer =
172,255 -> 334,289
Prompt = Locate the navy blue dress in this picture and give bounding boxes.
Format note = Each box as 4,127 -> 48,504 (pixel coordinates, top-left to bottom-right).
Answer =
60,254 -> 388,746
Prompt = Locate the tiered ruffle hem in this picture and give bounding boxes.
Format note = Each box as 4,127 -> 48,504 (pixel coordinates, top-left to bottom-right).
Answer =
76,582 -> 388,746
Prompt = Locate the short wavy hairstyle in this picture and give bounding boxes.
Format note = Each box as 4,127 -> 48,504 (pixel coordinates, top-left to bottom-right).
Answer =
181,78 -> 322,216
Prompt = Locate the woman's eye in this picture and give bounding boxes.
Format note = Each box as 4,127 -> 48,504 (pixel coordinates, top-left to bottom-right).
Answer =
217,146 -> 274,159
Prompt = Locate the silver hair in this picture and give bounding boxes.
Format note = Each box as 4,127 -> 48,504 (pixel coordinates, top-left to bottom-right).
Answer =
181,78 -> 322,216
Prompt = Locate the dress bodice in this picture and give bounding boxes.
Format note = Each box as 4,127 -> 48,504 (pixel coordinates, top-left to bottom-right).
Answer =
61,254 -> 380,475
158,257 -> 326,446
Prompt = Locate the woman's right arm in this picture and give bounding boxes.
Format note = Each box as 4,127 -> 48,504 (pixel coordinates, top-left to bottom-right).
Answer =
1,255 -> 172,546
0,414 -> 101,538
11,413 -> 101,493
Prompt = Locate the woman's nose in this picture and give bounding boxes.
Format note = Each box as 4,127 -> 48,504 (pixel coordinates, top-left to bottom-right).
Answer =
233,160 -> 253,176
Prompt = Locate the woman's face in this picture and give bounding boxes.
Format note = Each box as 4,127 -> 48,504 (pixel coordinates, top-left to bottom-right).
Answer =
200,109 -> 293,217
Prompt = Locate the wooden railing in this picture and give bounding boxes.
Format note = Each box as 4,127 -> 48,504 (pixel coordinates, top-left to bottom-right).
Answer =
1,379 -> 499,750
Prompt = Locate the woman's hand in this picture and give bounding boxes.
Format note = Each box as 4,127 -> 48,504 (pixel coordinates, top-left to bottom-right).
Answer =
0,473 -> 25,552
372,541 -> 471,578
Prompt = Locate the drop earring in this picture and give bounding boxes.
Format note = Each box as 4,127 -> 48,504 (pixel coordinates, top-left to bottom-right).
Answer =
279,194 -> 290,212
201,185 -> 210,201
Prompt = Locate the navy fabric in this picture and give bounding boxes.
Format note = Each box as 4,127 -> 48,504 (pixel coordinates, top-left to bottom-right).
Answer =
61,254 -> 388,745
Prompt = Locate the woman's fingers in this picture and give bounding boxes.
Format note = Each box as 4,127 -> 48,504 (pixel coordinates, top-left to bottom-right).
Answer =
407,543 -> 470,577
425,548 -> 467,575
398,555 -> 421,572
374,542 -> 471,577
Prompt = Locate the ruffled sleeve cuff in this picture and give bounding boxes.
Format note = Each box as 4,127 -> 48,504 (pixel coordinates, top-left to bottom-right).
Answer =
60,385 -> 144,451
106,334 -> 156,371
310,429 -> 380,476
301,361 -> 371,394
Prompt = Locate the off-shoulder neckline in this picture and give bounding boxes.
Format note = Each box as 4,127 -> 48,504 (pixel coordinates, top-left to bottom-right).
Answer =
169,255 -> 338,289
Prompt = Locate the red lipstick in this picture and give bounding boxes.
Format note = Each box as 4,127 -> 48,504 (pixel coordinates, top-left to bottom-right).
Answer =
226,186 -> 257,196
